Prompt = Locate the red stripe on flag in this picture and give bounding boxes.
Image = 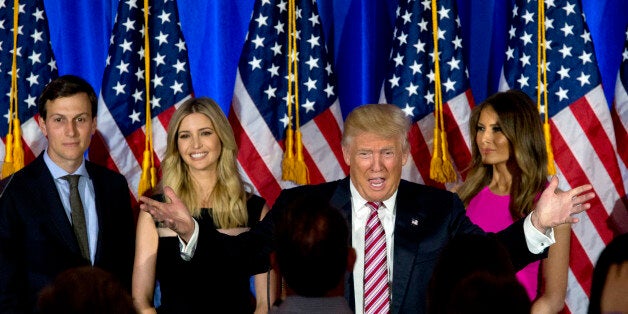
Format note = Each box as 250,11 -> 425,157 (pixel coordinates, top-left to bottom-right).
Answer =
443,105 -> 472,178
312,108 -> 349,174
570,98 -> 627,197
126,129 -> 148,166
301,147 -> 325,185
156,105 -> 177,130
611,103 -> 628,166
19,137 -> 37,166
408,123 -> 445,189
550,121 -> 614,244
229,109 -> 282,206
568,229 -> 595,297
88,131 -> 122,174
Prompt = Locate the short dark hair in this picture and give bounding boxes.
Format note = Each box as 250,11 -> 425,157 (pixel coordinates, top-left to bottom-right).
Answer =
37,266 -> 135,314
589,232 -> 628,314
274,193 -> 350,297
37,75 -> 98,119
446,271 -> 531,314
427,233 -> 518,314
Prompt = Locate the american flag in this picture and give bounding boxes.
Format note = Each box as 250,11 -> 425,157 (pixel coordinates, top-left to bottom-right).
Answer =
379,0 -> 473,188
499,0 -> 627,312
612,27 -> 628,188
610,25 -> 628,234
0,0 -> 58,167
88,0 -> 193,200
229,0 -> 348,205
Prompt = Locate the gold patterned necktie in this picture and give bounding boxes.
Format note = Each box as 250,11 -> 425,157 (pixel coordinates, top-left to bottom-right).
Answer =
62,175 -> 90,261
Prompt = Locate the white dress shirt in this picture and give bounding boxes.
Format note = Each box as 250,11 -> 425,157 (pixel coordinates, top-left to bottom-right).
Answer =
350,182 -> 397,314
179,220 -> 200,261
44,152 -> 98,264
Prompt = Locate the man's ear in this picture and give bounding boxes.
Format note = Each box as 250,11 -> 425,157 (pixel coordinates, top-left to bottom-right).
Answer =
347,248 -> 357,272
90,116 -> 98,135
37,115 -> 47,137
342,145 -> 351,167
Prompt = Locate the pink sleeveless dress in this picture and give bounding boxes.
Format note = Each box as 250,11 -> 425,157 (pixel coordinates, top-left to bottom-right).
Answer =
466,186 -> 540,300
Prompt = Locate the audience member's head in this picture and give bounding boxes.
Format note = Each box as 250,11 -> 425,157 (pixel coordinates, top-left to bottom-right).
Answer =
589,232 -> 628,314
446,271 -> 531,314
427,233 -> 518,314
37,266 -> 136,314
272,193 -> 355,297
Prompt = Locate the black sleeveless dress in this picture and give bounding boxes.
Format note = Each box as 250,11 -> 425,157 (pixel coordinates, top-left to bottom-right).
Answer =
155,194 -> 266,314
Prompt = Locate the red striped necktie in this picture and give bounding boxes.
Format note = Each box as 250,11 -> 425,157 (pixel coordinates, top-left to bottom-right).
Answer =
364,201 -> 390,313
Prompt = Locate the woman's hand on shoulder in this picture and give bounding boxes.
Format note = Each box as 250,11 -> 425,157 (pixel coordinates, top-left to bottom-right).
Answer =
139,186 -> 195,242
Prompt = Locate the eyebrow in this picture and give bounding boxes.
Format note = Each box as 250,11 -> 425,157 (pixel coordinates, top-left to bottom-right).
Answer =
49,112 -> 91,118
178,127 -> 214,133
477,121 -> 500,126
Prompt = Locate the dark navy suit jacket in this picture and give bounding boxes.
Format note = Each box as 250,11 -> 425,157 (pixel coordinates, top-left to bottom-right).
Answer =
0,153 -> 135,313
268,177 -> 542,314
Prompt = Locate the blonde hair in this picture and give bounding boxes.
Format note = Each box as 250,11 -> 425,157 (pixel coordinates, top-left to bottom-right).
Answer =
457,90 -> 548,220
161,97 -> 249,228
342,103 -> 411,151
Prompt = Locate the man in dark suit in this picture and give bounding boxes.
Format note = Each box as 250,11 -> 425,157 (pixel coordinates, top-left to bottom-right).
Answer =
141,104 -> 594,314
0,75 -> 135,313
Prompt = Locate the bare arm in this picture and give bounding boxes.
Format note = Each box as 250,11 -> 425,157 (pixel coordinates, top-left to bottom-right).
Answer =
531,224 -> 571,313
132,211 -> 159,314
254,270 -> 281,314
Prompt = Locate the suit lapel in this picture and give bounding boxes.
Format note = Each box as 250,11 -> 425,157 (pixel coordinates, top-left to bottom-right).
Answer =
29,155 -> 82,254
329,178 -> 357,311
391,180 -> 424,313
330,177 -> 352,223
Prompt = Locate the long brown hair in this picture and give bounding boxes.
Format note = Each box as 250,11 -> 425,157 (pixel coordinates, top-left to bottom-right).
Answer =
457,90 -> 548,220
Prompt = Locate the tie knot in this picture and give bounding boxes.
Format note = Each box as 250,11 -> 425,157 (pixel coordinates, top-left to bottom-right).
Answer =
62,175 -> 80,187
366,201 -> 382,211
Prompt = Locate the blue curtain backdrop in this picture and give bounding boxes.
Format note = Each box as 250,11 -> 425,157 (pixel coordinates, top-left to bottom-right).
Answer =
44,0 -> 627,117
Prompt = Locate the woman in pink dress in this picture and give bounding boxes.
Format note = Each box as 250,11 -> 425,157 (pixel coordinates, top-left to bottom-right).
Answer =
456,90 -> 571,313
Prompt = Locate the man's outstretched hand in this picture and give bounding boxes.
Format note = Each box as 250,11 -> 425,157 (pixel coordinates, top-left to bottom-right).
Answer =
531,176 -> 595,233
139,186 -> 195,243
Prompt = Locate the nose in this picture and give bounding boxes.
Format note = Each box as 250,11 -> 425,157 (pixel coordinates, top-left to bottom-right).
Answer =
481,130 -> 492,143
65,120 -> 77,136
192,135 -> 202,148
371,153 -> 383,171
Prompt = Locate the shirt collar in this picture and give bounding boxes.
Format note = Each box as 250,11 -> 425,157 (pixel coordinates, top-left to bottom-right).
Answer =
43,150 -> 89,180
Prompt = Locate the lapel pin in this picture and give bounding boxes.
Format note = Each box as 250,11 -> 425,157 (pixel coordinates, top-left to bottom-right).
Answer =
411,218 -> 419,226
